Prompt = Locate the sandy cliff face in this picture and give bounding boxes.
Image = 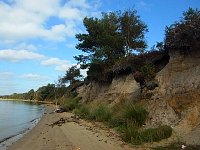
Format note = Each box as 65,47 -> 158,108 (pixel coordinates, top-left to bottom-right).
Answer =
77,75 -> 140,103
146,50 -> 200,140
153,50 -> 200,98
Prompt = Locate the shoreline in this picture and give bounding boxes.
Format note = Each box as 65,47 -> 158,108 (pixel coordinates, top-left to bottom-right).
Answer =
0,116 -> 42,150
0,98 -> 54,104
7,104 -> 140,150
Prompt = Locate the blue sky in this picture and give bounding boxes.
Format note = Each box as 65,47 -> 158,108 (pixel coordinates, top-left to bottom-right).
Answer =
0,0 -> 199,95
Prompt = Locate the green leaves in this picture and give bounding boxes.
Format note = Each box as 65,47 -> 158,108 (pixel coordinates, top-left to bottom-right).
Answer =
75,9 -> 148,69
165,8 -> 200,53
61,66 -> 83,84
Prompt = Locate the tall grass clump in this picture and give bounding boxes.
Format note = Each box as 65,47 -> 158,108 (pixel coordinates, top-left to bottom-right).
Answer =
74,104 -> 90,118
75,104 -> 111,122
123,104 -> 148,126
122,125 -> 172,144
139,125 -> 172,142
62,97 -> 80,111
109,103 -> 148,127
91,105 -> 112,122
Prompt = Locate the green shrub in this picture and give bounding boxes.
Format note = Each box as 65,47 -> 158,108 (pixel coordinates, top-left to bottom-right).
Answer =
91,105 -> 112,122
140,125 -> 172,142
123,104 -> 148,126
140,63 -> 156,81
75,104 -> 112,122
122,124 -> 140,144
62,97 -> 80,111
109,104 -> 148,128
165,8 -> 200,54
123,125 -> 172,144
74,104 -> 90,118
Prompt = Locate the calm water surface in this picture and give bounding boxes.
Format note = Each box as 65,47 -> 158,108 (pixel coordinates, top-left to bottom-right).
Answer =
0,100 -> 45,142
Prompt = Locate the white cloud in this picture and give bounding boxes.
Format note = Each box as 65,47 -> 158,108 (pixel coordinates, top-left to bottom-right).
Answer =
0,71 -> 14,81
0,71 -> 13,78
41,57 -> 72,72
80,68 -> 88,77
15,43 -> 37,51
20,73 -> 49,80
55,64 -> 71,71
41,57 -> 68,66
136,1 -> 151,11
0,49 -> 45,62
0,0 -> 100,42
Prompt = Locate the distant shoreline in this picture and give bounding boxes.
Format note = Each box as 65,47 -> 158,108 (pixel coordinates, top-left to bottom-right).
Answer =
0,98 -> 54,104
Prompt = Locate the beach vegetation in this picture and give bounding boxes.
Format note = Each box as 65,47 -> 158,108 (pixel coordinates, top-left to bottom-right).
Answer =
165,8 -> 200,54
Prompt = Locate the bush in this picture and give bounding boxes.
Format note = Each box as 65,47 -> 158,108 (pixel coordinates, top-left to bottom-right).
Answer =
74,104 -> 90,118
109,103 -> 148,128
139,63 -> 156,81
139,125 -> 172,142
91,105 -> 112,122
122,124 -> 140,144
165,8 -> 200,54
75,104 -> 112,122
62,97 -> 80,111
123,125 -> 172,144
123,104 -> 148,126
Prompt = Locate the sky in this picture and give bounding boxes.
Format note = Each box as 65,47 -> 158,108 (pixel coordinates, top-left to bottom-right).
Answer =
0,0 -> 199,95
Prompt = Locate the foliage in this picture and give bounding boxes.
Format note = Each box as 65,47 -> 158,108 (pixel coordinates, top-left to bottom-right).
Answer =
61,97 -> 80,111
74,104 -> 90,118
60,65 -> 83,85
165,8 -> 200,54
75,104 -> 112,122
35,84 -> 55,101
139,125 -> 172,142
25,89 -> 35,100
110,103 -> 148,127
75,9 -> 148,70
123,104 -> 148,126
69,98 -> 172,145
123,125 -> 172,144
139,63 -> 156,81
91,105 -> 112,122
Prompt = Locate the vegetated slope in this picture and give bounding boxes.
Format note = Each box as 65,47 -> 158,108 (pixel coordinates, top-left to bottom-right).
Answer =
77,48 -> 200,145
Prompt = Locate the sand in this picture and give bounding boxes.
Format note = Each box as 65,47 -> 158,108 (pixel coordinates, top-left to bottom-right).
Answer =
8,105 -> 145,150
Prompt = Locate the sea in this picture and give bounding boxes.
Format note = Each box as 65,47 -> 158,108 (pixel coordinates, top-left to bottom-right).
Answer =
0,100 -> 45,149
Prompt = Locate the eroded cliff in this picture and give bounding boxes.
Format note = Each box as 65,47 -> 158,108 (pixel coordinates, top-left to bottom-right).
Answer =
77,49 -> 200,144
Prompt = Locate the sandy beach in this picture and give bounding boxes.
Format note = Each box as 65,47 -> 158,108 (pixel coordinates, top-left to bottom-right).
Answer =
7,104 -> 145,150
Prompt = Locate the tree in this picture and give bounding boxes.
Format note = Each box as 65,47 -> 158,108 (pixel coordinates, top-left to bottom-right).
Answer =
120,9 -> 148,54
25,89 -> 35,100
75,9 -> 148,69
35,84 -> 55,101
165,8 -> 200,54
61,66 -> 83,84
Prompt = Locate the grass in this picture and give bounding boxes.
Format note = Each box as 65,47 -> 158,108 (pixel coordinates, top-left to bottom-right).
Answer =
109,103 -> 148,127
123,104 -> 148,126
123,125 -> 172,145
62,97 -> 80,111
66,97 -> 173,145
91,105 -> 112,121
75,103 -> 111,122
